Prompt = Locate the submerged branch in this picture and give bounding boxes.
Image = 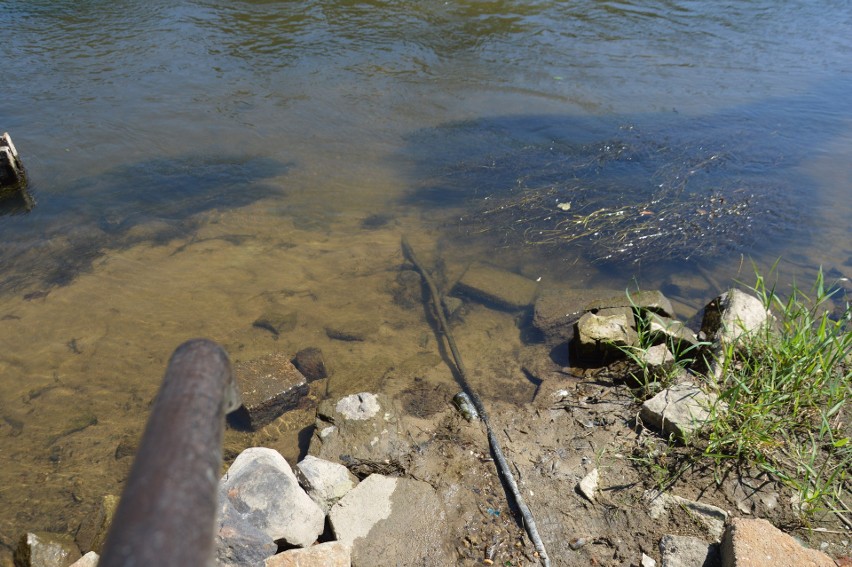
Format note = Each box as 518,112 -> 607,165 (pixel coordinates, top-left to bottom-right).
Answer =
401,236 -> 551,567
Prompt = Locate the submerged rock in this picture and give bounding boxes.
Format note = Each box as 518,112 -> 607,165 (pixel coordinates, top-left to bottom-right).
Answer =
453,262 -> 539,311
292,347 -> 329,381
233,354 -> 309,430
533,287 -> 622,343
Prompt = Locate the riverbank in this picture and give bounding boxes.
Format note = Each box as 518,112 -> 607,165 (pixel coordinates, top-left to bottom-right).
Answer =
9,254 -> 849,567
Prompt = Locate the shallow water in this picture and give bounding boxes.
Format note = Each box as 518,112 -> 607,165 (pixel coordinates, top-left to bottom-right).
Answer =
1,0 -> 851,552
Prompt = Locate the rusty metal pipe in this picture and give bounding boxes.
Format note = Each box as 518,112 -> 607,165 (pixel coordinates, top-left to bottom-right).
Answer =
99,339 -> 239,567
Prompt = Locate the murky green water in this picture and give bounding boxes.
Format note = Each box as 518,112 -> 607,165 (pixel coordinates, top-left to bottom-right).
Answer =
1,0 -> 850,555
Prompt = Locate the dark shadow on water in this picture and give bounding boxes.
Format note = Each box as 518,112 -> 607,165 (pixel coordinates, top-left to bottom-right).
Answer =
0,154 -> 291,294
396,78 -> 851,272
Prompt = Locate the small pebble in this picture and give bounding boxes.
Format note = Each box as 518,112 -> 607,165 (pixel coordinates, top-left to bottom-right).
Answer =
569,536 -> 587,550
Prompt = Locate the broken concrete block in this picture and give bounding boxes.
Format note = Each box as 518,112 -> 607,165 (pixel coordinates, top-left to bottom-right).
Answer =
640,383 -> 719,441
721,517 -> 835,567
234,354 -> 309,430
454,262 -> 539,310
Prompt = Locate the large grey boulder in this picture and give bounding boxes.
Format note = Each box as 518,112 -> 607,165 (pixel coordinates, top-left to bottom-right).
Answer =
216,448 -> 325,566
329,474 -> 455,566
309,393 -> 411,477
296,455 -> 359,513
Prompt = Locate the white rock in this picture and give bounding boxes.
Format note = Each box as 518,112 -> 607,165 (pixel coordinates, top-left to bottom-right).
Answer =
295,455 -> 358,513
335,392 -> 381,420
577,468 -> 599,502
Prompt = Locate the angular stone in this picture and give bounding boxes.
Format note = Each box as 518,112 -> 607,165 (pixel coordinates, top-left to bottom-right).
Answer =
584,290 -> 675,319
216,447 -> 325,565
659,534 -> 720,567
533,287 -> 622,343
292,347 -> 329,382
645,490 -> 728,541
309,393 -> 411,477
295,455 -> 359,513
575,307 -> 638,363
721,517 -> 835,567
265,541 -> 351,567
647,313 -> 699,349
14,532 -> 81,567
453,262 -> 539,310
641,344 -> 676,368
234,354 -> 309,430
69,551 -> 100,567
577,468 -> 599,502
75,494 -> 119,554
640,383 -> 719,441
335,392 -> 381,421
701,289 -> 772,345
1,132 -> 26,189
329,474 -> 455,565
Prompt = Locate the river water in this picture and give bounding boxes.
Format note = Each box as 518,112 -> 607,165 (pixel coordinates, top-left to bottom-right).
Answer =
0,0 -> 850,554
